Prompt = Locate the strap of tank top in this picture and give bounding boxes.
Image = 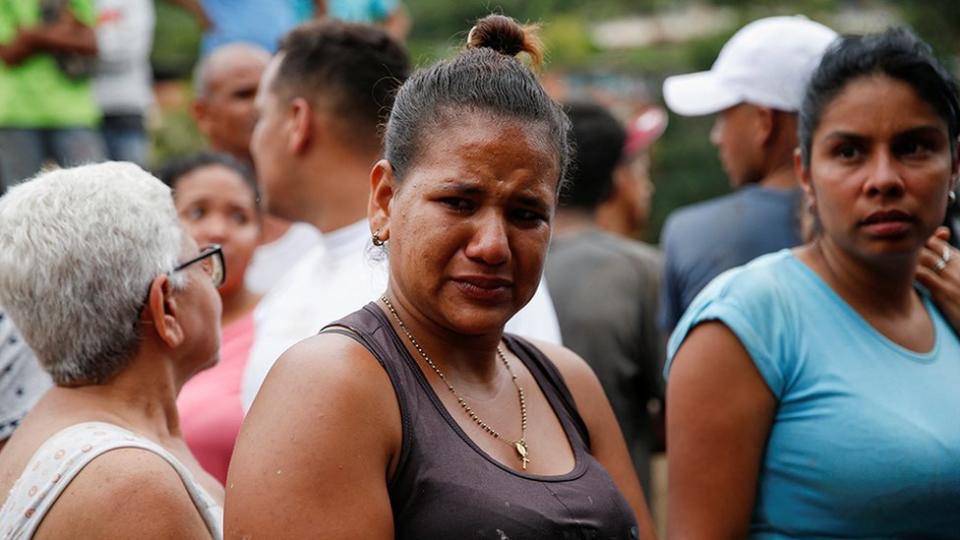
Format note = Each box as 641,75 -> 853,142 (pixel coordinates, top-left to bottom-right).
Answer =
318,304 -> 413,482
3,422 -> 222,539
502,334 -> 592,450
317,304 -> 405,384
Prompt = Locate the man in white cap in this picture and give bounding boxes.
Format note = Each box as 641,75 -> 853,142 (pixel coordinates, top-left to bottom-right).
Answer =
657,15 -> 837,333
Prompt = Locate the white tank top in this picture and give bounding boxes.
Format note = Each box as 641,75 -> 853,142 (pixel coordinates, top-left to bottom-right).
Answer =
0,422 -> 223,539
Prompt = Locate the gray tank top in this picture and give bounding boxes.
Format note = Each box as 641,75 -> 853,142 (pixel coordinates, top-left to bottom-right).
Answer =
324,303 -> 639,539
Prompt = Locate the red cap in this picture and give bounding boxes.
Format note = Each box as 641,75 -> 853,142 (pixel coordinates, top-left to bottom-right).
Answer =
624,107 -> 668,156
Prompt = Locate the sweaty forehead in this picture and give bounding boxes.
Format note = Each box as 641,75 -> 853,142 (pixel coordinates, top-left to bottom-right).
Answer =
422,114 -> 557,169
402,116 -> 562,201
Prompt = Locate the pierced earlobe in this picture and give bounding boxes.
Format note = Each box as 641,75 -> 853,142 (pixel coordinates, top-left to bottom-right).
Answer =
372,228 -> 389,246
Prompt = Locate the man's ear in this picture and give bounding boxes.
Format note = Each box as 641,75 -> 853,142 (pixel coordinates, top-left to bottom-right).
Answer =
368,159 -> 396,242
144,275 -> 185,348
756,106 -> 776,147
610,163 -> 631,199
288,97 -> 314,154
191,100 -> 212,139
595,164 -> 628,214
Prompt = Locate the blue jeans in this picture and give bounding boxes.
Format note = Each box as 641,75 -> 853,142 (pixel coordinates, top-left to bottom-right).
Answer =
0,127 -> 107,194
101,114 -> 148,166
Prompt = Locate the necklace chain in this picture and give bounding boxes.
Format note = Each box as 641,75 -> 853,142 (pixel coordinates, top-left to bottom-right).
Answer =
380,295 -> 530,469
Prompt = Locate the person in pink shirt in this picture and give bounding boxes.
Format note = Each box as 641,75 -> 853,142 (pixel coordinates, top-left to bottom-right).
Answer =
158,152 -> 262,483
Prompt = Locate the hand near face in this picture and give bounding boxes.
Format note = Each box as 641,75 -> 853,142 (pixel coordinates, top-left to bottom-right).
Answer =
916,226 -> 960,330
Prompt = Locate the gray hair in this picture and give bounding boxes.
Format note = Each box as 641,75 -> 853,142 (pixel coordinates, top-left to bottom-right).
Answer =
0,163 -> 186,385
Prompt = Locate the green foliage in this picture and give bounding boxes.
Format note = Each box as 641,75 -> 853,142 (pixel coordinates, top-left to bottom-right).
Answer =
897,0 -> 960,59
682,29 -> 735,72
406,0 -> 660,43
541,15 -> 597,67
147,83 -> 206,169
647,115 -> 729,243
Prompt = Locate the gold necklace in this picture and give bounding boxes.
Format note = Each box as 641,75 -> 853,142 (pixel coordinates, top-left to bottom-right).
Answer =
380,296 -> 530,470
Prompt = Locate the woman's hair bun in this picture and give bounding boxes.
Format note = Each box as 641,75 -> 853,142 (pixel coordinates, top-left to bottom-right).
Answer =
467,14 -> 544,66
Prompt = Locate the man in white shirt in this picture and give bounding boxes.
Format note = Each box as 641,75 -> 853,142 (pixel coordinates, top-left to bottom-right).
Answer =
242,19 -> 561,410
191,42 -> 321,294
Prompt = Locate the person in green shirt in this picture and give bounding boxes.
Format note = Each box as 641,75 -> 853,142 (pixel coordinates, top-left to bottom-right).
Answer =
0,0 -> 105,193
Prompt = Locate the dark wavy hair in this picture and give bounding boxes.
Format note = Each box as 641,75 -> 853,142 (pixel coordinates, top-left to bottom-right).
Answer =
155,151 -> 260,213
799,27 -> 960,167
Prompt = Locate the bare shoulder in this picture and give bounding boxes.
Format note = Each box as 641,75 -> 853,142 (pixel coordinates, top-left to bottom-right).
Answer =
240,330 -> 402,468
248,330 -> 398,417
524,338 -> 603,401
36,448 -> 212,539
226,331 -> 400,537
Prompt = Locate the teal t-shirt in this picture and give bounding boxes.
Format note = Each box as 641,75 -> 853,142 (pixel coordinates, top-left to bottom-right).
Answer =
327,0 -> 397,22
0,0 -> 100,128
666,250 -> 960,538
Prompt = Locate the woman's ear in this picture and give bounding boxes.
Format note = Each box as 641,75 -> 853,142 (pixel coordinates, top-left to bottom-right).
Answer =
794,147 -> 816,209
144,274 -> 185,348
368,159 -> 396,242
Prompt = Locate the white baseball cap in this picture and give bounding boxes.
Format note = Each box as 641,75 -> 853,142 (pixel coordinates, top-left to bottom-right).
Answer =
663,16 -> 838,116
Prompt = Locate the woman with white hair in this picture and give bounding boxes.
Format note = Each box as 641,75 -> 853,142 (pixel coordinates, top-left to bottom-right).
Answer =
0,163 -> 224,538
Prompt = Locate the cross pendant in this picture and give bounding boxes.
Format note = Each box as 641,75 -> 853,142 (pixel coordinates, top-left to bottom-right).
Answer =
514,440 -> 530,470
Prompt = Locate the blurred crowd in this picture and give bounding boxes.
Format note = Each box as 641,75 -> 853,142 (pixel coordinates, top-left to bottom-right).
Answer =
0,0 -> 409,193
0,2 -> 959,539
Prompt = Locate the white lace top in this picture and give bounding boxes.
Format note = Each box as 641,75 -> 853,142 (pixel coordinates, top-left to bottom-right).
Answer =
0,422 -> 222,539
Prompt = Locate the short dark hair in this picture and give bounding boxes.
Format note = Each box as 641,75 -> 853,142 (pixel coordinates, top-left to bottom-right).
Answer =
155,151 -> 260,211
561,102 -> 626,211
274,19 -> 410,153
384,14 -> 570,188
799,27 -> 960,167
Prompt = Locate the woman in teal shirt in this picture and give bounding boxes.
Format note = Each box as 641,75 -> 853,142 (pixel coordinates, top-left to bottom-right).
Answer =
666,28 -> 960,537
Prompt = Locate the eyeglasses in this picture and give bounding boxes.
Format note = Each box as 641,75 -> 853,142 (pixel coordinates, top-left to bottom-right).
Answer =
173,244 -> 226,288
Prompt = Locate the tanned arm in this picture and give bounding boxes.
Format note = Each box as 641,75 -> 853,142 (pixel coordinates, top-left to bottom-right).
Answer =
0,9 -> 96,66
225,333 -> 402,538
665,322 -> 776,539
